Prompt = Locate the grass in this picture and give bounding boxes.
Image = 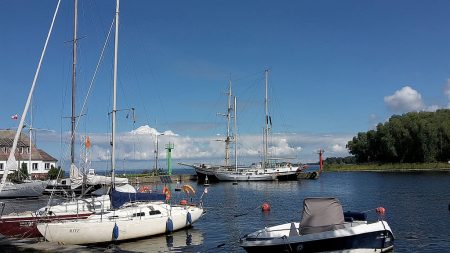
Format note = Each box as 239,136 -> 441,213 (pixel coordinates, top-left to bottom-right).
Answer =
323,162 -> 450,172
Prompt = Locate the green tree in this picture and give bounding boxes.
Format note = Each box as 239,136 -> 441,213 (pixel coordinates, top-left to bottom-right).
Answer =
9,162 -> 29,182
47,165 -> 63,180
347,109 -> 450,164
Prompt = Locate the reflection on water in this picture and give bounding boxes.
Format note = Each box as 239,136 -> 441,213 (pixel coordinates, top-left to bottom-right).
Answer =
117,228 -> 203,252
1,168 -> 450,253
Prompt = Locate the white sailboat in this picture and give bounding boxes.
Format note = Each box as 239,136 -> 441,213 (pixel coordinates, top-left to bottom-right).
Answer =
215,97 -> 276,181
214,70 -> 299,181
179,80 -> 235,182
256,70 -> 299,180
37,0 -> 204,244
0,0 -> 107,238
0,0 -> 59,198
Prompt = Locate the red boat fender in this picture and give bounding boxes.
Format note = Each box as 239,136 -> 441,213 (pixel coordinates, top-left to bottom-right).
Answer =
376,207 -> 386,215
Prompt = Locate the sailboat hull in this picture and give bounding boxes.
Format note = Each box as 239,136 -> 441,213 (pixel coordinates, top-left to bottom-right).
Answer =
215,172 -> 276,181
0,212 -> 92,238
240,221 -> 394,253
0,195 -> 111,238
0,181 -> 46,199
37,203 -> 204,244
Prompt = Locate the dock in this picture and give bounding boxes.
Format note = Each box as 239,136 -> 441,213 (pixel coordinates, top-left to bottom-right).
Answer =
126,174 -> 197,184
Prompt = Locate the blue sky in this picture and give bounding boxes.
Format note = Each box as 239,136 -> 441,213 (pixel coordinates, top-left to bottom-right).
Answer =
1,0 -> 450,169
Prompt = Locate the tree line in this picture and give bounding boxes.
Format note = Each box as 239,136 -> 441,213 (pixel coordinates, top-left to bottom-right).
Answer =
324,156 -> 357,165
346,109 -> 450,163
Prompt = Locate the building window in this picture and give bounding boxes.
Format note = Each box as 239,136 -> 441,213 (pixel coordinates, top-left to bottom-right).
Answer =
20,147 -> 24,154
0,163 -> 3,171
32,163 -> 38,171
45,163 -> 50,170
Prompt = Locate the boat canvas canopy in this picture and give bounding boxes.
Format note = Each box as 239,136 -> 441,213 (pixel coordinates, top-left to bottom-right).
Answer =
70,164 -> 129,189
299,197 -> 345,235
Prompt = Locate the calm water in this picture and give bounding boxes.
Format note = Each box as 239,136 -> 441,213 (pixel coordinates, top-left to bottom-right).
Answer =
2,169 -> 450,252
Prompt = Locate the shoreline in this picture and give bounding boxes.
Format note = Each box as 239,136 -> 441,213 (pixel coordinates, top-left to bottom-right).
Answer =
323,163 -> 450,172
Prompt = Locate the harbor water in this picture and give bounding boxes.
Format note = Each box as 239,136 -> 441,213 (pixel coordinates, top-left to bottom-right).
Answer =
1,168 -> 450,252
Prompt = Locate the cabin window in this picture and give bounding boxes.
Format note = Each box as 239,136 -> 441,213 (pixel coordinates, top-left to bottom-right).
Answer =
45,163 -> 50,170
132,212 -> 145,217
0,163 -> 3,170
149,210 -> 161,215
32,163 -> 38,171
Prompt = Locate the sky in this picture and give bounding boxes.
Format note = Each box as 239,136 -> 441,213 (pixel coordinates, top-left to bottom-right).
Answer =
1,0 -> 450,171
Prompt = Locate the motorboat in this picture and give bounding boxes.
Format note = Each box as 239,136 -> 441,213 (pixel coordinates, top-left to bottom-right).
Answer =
240,197 -> 394,253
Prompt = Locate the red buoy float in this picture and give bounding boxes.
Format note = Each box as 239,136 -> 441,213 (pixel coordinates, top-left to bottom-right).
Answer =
261,202 -> 271,212
180,199 -> 188,205
376,207 -> 386,215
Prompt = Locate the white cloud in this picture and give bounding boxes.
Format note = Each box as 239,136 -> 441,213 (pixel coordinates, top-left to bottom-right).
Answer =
384,86 -> 424,112
36,125 -> 354,167
332,144 -> 347,153
384,86 -> 441,113
130,125 -> 179,136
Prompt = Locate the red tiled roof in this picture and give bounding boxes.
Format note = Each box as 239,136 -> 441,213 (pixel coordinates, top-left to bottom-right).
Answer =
0,130 -> 57,162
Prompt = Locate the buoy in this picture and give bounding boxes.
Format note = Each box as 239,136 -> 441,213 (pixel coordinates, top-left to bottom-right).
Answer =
376,207 -> 386,215
187,212 -> 192,225
180,199 -> 188,205
112,223 -> 119,240
166,218 -> 174,233
261,202 -> 271,212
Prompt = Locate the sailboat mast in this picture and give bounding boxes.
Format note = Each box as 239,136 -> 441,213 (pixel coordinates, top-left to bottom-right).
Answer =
225,80 -> 232,166
71,0 -> 78,165
28,98 -> 33,177
263,69 -> 269,169
111,0 -> 120,186
234,96 -> 238,172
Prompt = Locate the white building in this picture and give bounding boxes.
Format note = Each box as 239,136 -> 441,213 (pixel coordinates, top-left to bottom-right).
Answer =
0,130 -> 57,180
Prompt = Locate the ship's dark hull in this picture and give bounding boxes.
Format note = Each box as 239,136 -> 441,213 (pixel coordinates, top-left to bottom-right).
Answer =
242,230 -> 394,253
0,213 -> 92,238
